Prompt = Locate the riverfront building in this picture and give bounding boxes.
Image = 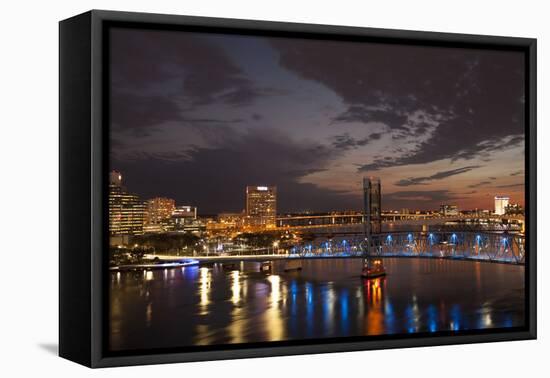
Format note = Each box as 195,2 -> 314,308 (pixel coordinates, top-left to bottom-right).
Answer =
145,197 -> 176,225
494,196 -> 510,215
172,205 -> 202,233
108,171 -> 146,235
245,186 -> 277,230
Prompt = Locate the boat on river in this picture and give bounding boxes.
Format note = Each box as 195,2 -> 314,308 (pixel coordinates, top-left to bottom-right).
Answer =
361,258 -> 386,278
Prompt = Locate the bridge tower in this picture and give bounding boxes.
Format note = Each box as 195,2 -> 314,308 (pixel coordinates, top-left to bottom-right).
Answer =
363,177 -> 382,255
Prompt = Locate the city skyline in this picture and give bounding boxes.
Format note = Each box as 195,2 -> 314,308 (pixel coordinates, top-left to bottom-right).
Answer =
110,28 -> 525,214
111,169 -> 520,217
102,23 -> 529,355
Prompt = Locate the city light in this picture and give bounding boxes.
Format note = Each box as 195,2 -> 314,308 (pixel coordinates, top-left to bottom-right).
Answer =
107,170 -> 526,347
100,25 -> 529,355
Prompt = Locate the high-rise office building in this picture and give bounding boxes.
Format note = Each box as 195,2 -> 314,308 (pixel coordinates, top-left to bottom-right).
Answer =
245,186 -> 277,229
494,196 -> 510,215
363,177 -> 382,237
145,197 -> 176,225
108,170 -> 146,235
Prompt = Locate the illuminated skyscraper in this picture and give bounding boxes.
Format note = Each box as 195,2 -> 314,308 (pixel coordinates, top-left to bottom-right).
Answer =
245,186 -> 277,229
108,171 -> 145,235
145,197 -> 176,225
494,196 -> 510,215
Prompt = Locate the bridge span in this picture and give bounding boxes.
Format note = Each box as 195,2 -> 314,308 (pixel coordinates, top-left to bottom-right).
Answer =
148,230 -> 525,265
277,213 -> 523,226
275,214 -> 524,233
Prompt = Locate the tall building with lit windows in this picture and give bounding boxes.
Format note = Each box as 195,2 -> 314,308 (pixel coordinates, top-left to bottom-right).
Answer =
172,206 -> 204,233
145,197 -> 176,225
494,196 -> 510,215
109,170 -> 146,235
245,186 -> 277,229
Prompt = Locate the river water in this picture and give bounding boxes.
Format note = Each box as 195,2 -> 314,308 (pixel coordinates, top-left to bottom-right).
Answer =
109,258 -> 525,352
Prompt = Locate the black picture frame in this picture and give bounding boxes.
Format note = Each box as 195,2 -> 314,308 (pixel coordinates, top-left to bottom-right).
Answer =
59,9 -> 537,368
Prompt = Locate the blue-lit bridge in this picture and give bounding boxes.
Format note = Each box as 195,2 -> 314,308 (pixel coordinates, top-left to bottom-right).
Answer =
150,230 -> 525,265
286,231 -> 525,265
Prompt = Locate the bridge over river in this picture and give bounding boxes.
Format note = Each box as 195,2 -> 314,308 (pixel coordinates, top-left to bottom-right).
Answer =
149,230 -> 525,265
276,213 -> 524,231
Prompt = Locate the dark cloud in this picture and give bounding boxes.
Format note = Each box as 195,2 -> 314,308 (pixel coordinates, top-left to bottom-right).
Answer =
468,181 -> 492,188
332,134 -> 357,150
395,165 -> 482,187
510,170 -> 524,176
110,92 -> 182,134
333,105 -> 408,128
495,183 -> 524,188
109,31 -> 526,213
112,128 -> 360,213
450,134 -> 524,163
217,87 -> 284,106
112,29 -> 261,105
383,190 -> 462,209
271,38 -> 525,170
110,28 -> 277,132
178,117 -> 244,124
251,113 -> 263,121
359,133 -> 524,172
331,133 -> 376,150
333,105 -> 435,142
121,150 -> 193,162
369,133 -> 382,140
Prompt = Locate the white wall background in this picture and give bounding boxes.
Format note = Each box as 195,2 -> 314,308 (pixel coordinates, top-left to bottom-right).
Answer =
0,0 -> 546,376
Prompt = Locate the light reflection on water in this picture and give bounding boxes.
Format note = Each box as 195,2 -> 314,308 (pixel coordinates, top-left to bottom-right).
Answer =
229,270 -> 245,343
265,274 -> 284,341
231,270 -> 240,304
199,267 -> 210,311
109,258 -> 525,352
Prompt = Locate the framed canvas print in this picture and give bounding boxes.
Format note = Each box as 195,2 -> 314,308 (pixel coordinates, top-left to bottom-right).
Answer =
59,10 -> 536,368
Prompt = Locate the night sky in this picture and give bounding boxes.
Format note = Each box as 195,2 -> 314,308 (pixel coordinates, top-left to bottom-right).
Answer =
109,27 -> 525,214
